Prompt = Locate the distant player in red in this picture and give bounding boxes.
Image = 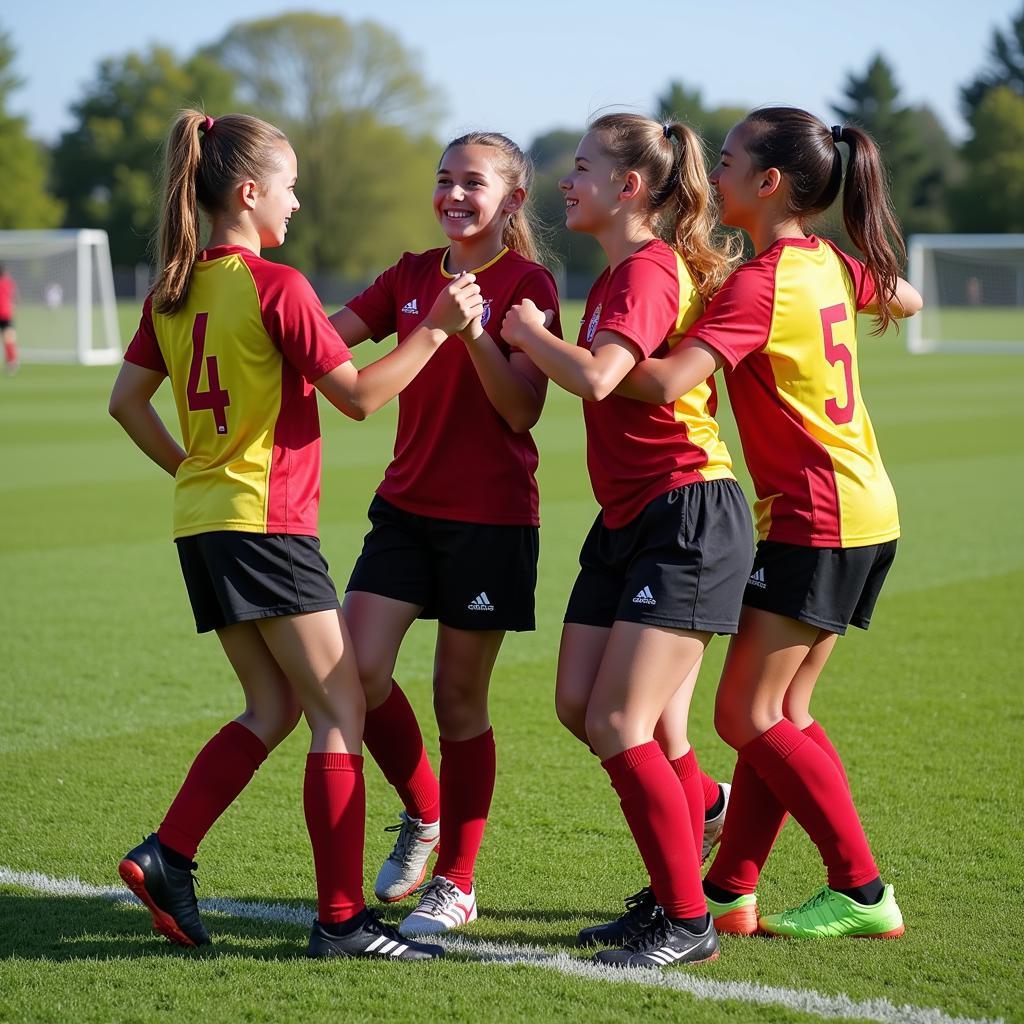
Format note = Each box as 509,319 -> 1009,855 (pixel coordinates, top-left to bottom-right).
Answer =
328,132 -> 560,936
109,109 -> 484,960
624,108 -> 922,940
501,113 -> 752,969
0,264 -> 18,374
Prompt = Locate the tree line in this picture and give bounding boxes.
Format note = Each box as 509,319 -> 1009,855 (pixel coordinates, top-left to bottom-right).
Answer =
2,8 -> 1023,285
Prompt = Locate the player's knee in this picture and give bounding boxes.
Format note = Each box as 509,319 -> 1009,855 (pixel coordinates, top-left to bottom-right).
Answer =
714,703 -> 746,750
433,684 -> 485,736
584,706 -> 628,753
555,689 -> 588,740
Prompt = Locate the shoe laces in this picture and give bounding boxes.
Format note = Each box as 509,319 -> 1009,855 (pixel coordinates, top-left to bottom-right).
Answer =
623,907 -> 670,953
361,907 -> 402,942
414,876 -> 459,915
383,814 -> 417,864
621,887 -> 656,922
795,886 -> 832,914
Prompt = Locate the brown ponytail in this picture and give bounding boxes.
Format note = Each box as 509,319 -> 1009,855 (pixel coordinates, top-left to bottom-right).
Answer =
153,109 -> 289,315
589,113 -> 740,302
442,132 -> 546,265
741,107 -> 905,333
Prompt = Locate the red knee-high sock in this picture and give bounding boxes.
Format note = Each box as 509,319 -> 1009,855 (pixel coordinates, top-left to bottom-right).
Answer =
802,720 -> 849,787
706,720 -> 853,895
668,750 -> 705,857
432,728 -> 495,893
741,720 -> 877,889
603,742 -> 705,920
158,721 -> 268,859
4,339 -> 17,366
303,752 -> 366,924
701,770 -> 720,813
362,682 -> 440,823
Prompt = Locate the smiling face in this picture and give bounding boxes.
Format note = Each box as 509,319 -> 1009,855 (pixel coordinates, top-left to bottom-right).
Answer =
558,131 -> 624,236
251,143 -> 300,249
433,144 -> 520,248
709,123 -> 764,231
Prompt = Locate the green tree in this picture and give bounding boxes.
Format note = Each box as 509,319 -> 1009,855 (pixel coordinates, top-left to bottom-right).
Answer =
950,86 -> 1024,231
961,4 -> 1024,118
0,27 -> 63,229
655,81 -> 746,166
832,54 -> 957,236
52,46 -> 234,264
204,12 -> 444,276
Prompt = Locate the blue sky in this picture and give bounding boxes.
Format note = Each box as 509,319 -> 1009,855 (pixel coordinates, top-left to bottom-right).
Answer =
5,0 -> 1020,146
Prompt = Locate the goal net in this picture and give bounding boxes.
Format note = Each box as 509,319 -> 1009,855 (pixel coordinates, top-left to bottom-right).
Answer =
0,229 -> 121,365
907,234 -> 1024,354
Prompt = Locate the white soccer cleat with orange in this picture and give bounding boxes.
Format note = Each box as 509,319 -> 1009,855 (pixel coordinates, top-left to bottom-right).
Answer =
373,811 -> 440,903
398,876 -> 478,936
702,782 -> 731,864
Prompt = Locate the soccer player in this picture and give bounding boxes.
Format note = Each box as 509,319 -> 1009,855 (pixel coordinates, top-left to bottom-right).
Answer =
327,132 -> 560,936
109,109 -> 484,960
622,107 -> 922,939
501,114 -> 752,969
0,264 -> 18,374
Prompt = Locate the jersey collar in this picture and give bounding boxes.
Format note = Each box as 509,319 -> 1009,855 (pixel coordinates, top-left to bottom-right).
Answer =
439,246 -> 509,279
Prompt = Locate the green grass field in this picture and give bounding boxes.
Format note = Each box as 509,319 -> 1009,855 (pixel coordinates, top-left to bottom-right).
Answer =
1,302 -> 1022,1024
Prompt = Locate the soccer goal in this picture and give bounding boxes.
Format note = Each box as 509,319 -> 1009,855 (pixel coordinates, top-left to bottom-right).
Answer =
907,234 -> 1024,354
0,229 -> 121,365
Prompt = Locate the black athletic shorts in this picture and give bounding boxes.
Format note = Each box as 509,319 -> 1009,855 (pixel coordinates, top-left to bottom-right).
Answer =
564,479 -> 754,633
345,495 -> 539,632
175,531 -> 341,634
0,319 -> 11,330
742,539 -> 898,634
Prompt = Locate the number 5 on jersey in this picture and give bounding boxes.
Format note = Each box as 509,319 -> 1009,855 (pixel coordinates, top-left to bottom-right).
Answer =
187,312 -> 230,434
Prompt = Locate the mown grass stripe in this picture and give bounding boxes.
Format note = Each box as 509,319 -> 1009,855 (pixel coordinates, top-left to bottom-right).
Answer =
0,866 -> 1002,1024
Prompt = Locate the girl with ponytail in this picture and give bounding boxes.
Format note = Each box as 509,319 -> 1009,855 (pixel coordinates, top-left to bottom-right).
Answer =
501,113 -> 752,969
109,108 -> 482,961
622,107 -> 922,941
326,132 -> 561,937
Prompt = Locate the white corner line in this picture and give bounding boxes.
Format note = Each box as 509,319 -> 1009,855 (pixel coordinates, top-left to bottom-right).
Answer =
0,866 -> 1002,1024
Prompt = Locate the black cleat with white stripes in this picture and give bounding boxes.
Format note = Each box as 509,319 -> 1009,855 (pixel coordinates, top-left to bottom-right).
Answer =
594,908 -> 719,969
307,908 -> 444,960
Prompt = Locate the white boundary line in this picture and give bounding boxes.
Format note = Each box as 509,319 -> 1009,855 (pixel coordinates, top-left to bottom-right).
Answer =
0,866 -> 1002,1024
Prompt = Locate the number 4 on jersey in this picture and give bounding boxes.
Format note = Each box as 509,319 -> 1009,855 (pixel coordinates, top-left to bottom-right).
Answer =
187,312 -> 230,434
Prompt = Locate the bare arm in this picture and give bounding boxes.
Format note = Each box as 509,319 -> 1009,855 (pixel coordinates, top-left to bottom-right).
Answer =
458,312 -> 553,432
863,276 -> 923,318
501,299 -> 639,402
316,273 -> 483,420
328,306 -> 375,347
108,362 -> 185,476
614,339 -> 723,405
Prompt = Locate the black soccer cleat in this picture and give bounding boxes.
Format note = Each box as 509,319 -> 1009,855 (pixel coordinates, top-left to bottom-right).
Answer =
118,833 -> 210,947
594,908 -> 720,968
307,908 -> 445,960
577,886 -> 659,948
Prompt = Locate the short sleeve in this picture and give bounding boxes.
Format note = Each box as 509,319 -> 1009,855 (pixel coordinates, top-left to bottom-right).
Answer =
517,268 -> 563,340
826,241 -> 876,310
346,260 -> 403,342
123,294 -> 168,374
252,263 -> 352,381
596,255 -> 679,360
688,260 -> 778,370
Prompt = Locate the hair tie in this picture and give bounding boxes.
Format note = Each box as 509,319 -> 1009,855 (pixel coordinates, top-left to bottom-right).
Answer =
830,124 -> 844,144
201,115 -> 215,135
662,122 -> 673,140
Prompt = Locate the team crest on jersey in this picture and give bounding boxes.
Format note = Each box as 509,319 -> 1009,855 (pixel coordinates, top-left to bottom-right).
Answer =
586,304 -> 602,343
480,298 -> 492,328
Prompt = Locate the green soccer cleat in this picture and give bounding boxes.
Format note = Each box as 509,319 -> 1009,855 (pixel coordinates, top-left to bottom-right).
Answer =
758,884 -> 905,939
706,891 -> 759,936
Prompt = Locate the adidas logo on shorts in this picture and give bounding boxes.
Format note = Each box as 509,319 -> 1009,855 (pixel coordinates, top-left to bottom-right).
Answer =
467,592 -> 495,612
632,585 -> 657,606
401,299 -> 419,315
748,567 -> 767,589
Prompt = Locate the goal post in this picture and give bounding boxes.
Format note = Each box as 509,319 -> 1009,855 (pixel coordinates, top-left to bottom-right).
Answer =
0,229 -> 122,365
907,234 -> 1024,354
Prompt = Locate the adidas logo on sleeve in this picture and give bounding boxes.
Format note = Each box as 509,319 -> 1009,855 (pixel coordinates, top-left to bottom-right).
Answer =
632,585 -> 656,606
401,299 -> 419,315
748,567 -> 767,589
467,592 -> 495,611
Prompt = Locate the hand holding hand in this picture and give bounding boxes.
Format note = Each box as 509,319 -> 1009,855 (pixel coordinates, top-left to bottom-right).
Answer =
425,272 -> 484,336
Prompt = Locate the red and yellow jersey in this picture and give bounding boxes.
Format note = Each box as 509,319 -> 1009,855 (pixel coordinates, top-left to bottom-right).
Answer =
691,235 -> 899,547
347,246 -> 561,526
580,239 -> 735,529
124,245 -> 352,540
